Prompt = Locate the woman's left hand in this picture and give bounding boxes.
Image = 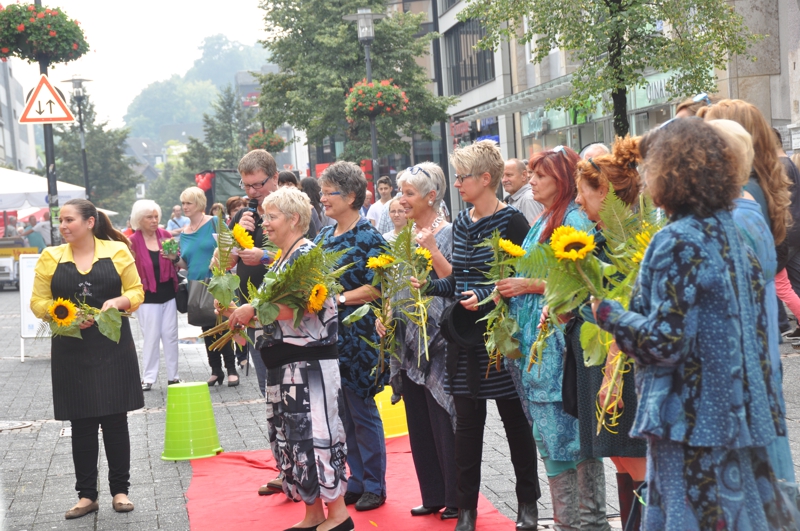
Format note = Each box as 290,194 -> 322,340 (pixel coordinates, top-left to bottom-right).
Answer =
100,299 -> 120,312
459,291 -> 480,311
228,304 -> 255,331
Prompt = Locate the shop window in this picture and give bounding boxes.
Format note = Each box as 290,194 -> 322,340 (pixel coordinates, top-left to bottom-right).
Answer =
439,0 -> 460,13
444,20 -> 495,95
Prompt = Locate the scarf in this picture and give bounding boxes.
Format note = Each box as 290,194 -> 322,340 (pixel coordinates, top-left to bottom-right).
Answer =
130,228 -> 178,294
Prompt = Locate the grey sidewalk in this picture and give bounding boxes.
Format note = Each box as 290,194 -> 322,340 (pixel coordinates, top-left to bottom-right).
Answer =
1,288 -> 800,530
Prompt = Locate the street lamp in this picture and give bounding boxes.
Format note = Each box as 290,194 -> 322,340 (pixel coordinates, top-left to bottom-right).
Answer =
343,8 -> 385,178
63,76 -> 91,202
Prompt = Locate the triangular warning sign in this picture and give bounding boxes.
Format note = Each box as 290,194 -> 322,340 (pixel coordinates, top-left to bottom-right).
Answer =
19,75 -> 75,124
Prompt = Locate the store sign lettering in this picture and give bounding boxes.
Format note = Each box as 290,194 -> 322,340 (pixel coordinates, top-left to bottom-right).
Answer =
452,121 -> 471,136
646,79 -> 669,103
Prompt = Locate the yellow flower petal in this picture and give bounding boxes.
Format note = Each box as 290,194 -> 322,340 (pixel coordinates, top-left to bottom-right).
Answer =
498,238 -> 526,258
550,227 -> 596,261
232,224 -> 255,249
307,283 -> 328,313
48,298 -> 78,327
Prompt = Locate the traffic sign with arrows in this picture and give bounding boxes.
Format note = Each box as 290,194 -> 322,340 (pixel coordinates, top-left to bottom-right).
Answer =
19,75 -> 75,124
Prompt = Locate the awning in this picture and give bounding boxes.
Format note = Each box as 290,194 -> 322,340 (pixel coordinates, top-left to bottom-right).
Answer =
0,169 -> 85,210
457,75 -> 573,122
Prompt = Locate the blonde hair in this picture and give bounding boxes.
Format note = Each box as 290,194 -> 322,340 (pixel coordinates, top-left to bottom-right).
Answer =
706,119 -> 754,188
180,186 -> 208,212
129,200 -> 162,231
397,161 -> 447,210
450,140 -> 504,190
262,186 -> 312,234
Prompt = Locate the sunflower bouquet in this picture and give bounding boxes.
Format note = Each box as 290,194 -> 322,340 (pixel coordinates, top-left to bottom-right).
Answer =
206,219 -> 255,313
39,297 -> 131,343
476,230 -> 527,374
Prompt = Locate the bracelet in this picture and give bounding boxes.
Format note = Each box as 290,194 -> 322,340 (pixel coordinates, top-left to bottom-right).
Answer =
171,255 -> 181,264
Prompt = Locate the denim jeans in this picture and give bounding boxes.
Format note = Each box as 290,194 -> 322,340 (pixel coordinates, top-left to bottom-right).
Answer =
341,386 -> 387,496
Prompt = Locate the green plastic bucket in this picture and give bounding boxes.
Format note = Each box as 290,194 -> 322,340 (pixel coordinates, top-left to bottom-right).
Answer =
161,382 -> 223,461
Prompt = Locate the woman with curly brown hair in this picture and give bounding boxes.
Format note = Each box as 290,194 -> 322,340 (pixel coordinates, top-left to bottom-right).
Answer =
590,118 -> 796,530
574,136 -> 647,530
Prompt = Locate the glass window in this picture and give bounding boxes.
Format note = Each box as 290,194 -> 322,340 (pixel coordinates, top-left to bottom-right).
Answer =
443,20 -> 495,95
439,0 -> 460,14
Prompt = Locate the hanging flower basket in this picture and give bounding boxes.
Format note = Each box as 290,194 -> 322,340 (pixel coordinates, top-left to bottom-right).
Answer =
0,4 -> 89,64
345,79 -> 408,122
248,130 -> 286,153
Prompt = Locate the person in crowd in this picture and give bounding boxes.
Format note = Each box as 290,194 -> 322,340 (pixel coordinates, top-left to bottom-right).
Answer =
574,137 -> 648,530
128,199 -> 180,391
366,176 -> 394,228
166,205 -> 190,241
21,215 -> 47,252
226,196 -> 245,220
30,199 -> 144,519
578,143 -> 610,161
381,198 -> 407,243
413,140 -> 540,531
498,146 -> 609,530
31,211 -> 53,246
316,161 -> 388,512
674,93 -> 717,118
360,189 -> 373,218
122,219 -> 134,237
301,176 -> 332,234
223,186 -> 352,531
591,118 -> 796,530
382,162 -> 458,520
278,170 -> 300,189
167,186 -> 238,387
225,150 -> 281,495
210,202 -> 226,222
502,158 -> 543,225
4,215 -> 18,237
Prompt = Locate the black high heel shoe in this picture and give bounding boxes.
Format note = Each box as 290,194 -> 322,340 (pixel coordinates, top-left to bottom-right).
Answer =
207,368 -> 224,386
227,369 -> 240,387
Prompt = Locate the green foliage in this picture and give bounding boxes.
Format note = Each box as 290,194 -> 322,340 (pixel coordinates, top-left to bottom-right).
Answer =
184,35 -> 269,90
0,3 -> 88,64
257,0 -> 456,161
55,92 -> 142,217
96,308 -> 122,343
598,187 -> 638,252
459,0 -> 759,136
248,130 -> 285,153
579,321 -> 613,367
144,148 -> 198,221
201,85 -> 257,169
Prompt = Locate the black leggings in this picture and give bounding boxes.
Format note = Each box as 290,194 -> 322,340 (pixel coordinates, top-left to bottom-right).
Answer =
202,325 -> 236,372
71,413 -> 131,501
452,395 -> 540,510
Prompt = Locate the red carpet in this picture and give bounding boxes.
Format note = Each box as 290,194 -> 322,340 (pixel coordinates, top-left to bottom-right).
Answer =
186,435 -> 514,530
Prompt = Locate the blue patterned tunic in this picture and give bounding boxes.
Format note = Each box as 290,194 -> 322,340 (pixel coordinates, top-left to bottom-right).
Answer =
596,211 -> 794,530
505,203 -> 593,462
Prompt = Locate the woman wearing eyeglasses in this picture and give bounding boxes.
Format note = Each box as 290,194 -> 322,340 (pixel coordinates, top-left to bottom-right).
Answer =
412,141 -> 540,531
497,146 -> 609,530
382,197 -> 407,243
316,161 -> 389,513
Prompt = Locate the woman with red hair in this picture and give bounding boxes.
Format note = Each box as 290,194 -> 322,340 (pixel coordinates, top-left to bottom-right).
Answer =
497,146 -> 610,530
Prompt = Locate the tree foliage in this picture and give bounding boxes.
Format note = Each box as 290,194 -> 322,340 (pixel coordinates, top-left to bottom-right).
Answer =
185,34 -> 269,89
201,85 -> 257,169
55,93 -> 142,217
257,0 -> 456,161
459,0 -> 758,136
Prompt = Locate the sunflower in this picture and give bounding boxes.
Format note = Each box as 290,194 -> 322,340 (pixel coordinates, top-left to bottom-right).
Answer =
367,254 -> 395,270
231,224 -> 255,249
630,229 -> 653,264
272,249 -> 282,263
498,238 -> 526,258
307,284 -> 328,313
414,247 -> 433,271
48,298 -> 78,327
550,226 -> 596,261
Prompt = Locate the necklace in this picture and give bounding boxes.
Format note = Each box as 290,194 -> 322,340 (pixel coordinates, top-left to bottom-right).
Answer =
335,214 -> 359,236
412,214 -> 444,233
188,216 -> 205,233
274,235 -> 306,270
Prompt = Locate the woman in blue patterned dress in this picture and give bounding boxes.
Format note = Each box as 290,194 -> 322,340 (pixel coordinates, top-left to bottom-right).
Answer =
497,146 -> 610,530
591,118 -> 795,530
315,161 -> 389,513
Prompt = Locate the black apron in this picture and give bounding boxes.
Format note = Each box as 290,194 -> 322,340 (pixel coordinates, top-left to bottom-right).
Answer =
50,256 -> 144,421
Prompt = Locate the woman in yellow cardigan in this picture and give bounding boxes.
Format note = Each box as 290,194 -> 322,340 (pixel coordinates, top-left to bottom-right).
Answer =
30,199 -> 145,520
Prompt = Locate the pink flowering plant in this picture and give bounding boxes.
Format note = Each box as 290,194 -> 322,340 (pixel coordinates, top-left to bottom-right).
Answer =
248,130 -> 286,153
345,79 -> 408,121
0,3 -> 88,64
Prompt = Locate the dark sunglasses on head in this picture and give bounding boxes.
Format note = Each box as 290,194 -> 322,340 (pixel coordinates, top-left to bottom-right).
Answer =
406,166 -> 432,179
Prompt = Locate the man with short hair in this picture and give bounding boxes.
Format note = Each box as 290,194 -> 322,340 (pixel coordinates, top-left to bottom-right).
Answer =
366,176 -> 393,227
360,190 -> 373,218
166,205 -> 190,241
503,159 -> 543,225
32,211 -> 52,246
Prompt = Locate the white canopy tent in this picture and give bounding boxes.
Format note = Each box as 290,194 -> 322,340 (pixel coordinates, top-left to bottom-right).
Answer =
0,168 -> 85,210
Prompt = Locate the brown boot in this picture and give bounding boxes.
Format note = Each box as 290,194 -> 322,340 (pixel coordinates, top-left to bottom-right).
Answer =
258,475 -> 283,496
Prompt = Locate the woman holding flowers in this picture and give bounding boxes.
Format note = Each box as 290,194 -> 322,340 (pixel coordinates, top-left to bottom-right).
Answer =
415,140 -> 540,531
128,200 -> 180,391
388,162 -> 458,519
170,186 -> 238,387
315,161 -> 388,513
573,138 -> 648,530
497,146 -> 609,530
31,199 -> 145,519
223,187 -> 350,531
591,118 -> 795,530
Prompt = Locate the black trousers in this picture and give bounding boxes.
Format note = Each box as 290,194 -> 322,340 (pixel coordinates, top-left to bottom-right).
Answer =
202,326 -> 236,372
452,395 -> 540,510
402,372 -> 458,508
71,413 -> 131,501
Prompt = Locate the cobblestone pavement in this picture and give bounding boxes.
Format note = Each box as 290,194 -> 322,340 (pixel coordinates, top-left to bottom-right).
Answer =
1,288 -> 799,530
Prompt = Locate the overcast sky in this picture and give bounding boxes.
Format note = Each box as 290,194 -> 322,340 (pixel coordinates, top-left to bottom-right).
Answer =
13,0 -> 267,128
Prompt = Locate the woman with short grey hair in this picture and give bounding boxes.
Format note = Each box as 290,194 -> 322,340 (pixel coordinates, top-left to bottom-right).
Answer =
315,161 -> 389,512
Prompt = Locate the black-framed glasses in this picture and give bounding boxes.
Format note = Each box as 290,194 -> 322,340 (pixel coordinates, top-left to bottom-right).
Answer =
692,93 -> 711,106
406,166 -> 432,179
454,173 -> 474,184
239,175 -> 273,190
320,191 -> 342,198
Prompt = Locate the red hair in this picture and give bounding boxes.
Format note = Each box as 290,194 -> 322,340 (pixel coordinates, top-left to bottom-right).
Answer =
529,147 -> 580,242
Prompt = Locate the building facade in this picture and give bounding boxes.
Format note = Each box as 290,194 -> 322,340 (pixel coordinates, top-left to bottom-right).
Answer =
0,60 -> 39,171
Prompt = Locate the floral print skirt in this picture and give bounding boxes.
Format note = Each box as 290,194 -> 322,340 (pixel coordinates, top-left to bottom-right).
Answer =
644,438 -> 796,530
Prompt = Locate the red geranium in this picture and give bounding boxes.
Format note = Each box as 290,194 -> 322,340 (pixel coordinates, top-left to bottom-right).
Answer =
344,78 -> 407,120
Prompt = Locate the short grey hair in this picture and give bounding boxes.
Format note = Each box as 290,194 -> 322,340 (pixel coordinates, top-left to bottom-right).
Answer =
130,199 -> 162,231
579,143 -> 611,160
238,149 -> 278,178
319,161 -> 367,210
262,186 -> 312,234
506,158 -> 527,174
397,162 -> 447,210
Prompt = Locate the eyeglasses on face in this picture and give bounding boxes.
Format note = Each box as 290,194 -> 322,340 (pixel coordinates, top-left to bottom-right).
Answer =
239,175 -> 273,190
320,191 -> 342,198
454,173 -> 474,184
389,209 -> 405,215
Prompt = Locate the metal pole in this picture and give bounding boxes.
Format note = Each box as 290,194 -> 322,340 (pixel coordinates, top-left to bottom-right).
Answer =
34,0 -> 59,245
77,101 -> 90,202
364,43 -> 379,178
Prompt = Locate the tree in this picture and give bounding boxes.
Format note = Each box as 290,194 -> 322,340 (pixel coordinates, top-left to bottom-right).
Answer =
201,85 -> 257,169
185,34 -> 269,90
459,0 -> 758,136
145,142 -> 199,218
258,0 -> 456,161
124,76 -> 217,139
55,93 -> 142,217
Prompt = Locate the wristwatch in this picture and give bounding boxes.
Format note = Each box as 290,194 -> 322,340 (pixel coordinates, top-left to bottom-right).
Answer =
338,294 -> 347,305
